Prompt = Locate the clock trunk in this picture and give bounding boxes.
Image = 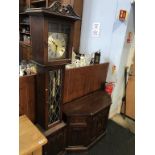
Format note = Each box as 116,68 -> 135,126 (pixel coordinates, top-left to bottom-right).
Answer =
35,63 -> 65,129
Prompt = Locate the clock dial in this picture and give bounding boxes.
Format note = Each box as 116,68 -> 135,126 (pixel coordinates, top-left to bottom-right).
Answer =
48,32 -> 68,60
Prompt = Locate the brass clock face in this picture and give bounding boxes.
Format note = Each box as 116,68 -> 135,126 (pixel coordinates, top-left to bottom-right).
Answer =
48,32 -> 68,60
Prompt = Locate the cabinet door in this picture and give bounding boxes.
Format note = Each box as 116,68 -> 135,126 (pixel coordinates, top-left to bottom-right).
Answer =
91,108 -> 109,141
68,126 -> 87,146
19,75 -> 36,122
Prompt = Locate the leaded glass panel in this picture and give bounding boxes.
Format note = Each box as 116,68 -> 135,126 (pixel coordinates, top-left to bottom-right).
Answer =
48,69 -> 62,125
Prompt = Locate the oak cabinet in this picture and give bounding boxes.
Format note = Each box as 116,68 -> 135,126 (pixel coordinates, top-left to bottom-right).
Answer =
63,91 -> 112,151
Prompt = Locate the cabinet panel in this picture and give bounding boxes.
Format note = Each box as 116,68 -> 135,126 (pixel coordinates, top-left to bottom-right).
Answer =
68,126 -> 87,146
19,74 -> 36,122
43,125 -> 66,155
63,63 -> 109,103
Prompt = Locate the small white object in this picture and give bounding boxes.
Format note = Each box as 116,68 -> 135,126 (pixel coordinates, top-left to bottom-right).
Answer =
19,66 -> 24,76
91,22 -> 100,38
80,55 -> 86,67
75,59 -> 80,67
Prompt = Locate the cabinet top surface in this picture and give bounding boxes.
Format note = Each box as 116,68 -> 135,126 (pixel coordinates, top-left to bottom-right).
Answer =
63,91 -> 112,116
19,115 -> 47,155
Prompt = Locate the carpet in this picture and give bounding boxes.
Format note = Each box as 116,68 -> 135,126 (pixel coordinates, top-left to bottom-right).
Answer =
66,119 -> 135,155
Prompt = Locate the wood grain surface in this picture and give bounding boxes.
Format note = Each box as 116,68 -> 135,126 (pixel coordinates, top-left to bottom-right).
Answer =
19,115 -> 47,155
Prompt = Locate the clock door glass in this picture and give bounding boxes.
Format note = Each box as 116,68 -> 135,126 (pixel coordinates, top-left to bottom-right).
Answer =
48,21 -> 70,61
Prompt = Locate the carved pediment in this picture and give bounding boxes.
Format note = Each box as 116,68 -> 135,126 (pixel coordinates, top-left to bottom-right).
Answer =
25,1 -> 80,21
48,1 -> 79,17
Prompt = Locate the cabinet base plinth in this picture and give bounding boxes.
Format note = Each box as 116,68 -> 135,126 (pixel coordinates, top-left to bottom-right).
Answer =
65,131 -> 106,152
37,122 -> 67,155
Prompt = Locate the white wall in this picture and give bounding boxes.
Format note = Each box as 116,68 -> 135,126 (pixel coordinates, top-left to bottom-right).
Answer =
80,0 -> 134,117
80,0 -> 117,62
108,2 -> 135,117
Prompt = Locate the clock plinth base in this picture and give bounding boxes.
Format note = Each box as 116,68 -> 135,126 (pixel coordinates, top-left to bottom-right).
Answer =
37,122 -> 67,155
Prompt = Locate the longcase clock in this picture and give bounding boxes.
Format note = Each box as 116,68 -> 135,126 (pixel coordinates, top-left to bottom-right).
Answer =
26,1 -> 80,129
26,2 -> 80,155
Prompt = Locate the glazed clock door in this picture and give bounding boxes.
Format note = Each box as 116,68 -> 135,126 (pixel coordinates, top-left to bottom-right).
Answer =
48,20 -> 71,62
47,68 -> 63,127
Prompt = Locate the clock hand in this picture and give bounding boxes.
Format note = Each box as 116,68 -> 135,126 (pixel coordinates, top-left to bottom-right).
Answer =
51,40 -> 57,51
51,40 -> 56,46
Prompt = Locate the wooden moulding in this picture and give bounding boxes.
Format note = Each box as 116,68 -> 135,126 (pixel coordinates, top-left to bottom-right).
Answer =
25,1 -> 81,21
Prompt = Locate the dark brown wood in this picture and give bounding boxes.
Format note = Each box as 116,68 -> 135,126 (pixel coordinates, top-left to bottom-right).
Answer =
63,91 -> 111,151
36,122 -> 67,155
72,0 -> 83,53
19,13 -> 32,61
26,1 -> 80,65
63,91 -> 111,116
19,42 -> 32,61
19,74 -> 36,122
20,0 -> 27,12
34,62 -> 65,129
37,122 -> 67,155
60,0 -> 83,53
63,63 -> 109,103
30,15 -> 45,64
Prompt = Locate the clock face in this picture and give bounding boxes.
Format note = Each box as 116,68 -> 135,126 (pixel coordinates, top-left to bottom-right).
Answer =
48,32 -> 68,60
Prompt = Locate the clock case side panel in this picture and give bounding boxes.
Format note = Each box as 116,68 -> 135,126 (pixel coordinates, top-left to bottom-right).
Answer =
30,15 -> 47,64
36,67 -> 48,129
35,64 -> 65,130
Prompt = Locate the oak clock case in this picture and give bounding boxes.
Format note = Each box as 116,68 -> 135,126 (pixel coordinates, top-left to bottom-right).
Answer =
25,1 -> 80,130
